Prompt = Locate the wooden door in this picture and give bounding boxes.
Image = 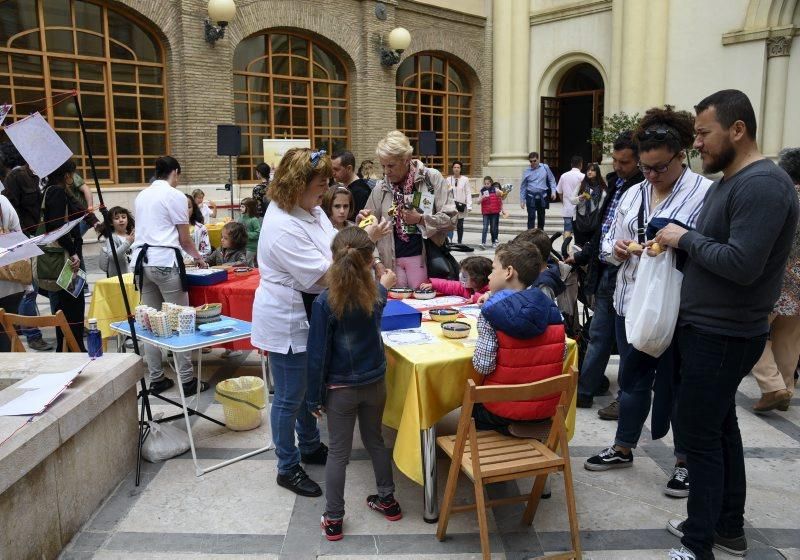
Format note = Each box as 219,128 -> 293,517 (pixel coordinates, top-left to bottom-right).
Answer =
540,96 -> 561,171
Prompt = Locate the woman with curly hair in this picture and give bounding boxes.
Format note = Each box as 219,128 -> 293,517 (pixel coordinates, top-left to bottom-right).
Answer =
251,148 -> 390,499
586,106 -> 713,500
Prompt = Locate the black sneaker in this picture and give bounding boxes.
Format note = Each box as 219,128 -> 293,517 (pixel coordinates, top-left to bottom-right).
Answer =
320,514 -> 343,541
667,519 -> 747,557
366,493 -> 403,521
149,377 -> 174,395
584,446 -> 633,471
598,399 -> 619,420
301,442 -> 328,465
664,465 -> 690,498
181,378 -> 209,396
277,465 -> 322,497
576,394 -> 593,408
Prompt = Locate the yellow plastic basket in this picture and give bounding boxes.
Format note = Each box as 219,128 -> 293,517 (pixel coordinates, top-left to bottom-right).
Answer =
214,376 -> 266,431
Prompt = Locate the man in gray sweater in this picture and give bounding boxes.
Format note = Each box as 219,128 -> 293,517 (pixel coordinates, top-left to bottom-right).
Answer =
653,90 -> 799,560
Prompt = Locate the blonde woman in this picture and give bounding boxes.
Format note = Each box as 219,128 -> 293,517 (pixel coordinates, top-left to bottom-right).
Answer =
251,148 -> 389,498
362,130 -> 457,288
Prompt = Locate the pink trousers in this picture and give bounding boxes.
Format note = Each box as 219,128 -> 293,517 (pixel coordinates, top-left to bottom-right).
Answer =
394,255 -> 428,289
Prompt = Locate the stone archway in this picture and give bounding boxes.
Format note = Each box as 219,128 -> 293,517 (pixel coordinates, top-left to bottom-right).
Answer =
537,54 -> 608,174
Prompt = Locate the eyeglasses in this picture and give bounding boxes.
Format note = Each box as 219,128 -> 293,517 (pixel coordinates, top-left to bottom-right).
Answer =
637,127 -> 679,142
310,149 -> 327,167
637,152 -> 679,175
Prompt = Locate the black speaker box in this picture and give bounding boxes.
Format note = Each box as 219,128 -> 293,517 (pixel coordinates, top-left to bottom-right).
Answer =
217,124 -> 241,156
418,130 -> 437,156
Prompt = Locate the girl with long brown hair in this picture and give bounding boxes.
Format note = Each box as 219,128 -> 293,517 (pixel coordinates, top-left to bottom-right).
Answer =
306,226 -> 400,541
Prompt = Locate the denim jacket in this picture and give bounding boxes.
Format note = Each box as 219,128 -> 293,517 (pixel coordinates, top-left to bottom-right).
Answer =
306,284 -> 388,412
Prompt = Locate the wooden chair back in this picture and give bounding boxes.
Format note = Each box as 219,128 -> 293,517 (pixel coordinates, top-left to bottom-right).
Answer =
2,310 -> 81,352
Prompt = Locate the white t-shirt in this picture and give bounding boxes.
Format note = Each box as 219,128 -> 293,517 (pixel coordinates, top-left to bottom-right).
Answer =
199,202 -> 213,223
251,203 -> 337,354
556,167 -> 585,219
130,180 -> 190,268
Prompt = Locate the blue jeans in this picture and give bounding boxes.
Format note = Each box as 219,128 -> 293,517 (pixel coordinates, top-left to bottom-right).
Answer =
481,214 -> 499,244
18,283 -> 44,342
577,267 -> 617,399
614,314 -> 683,458
675,325 -> 766,559
269,349 -> 322,474
525,194 -> 547,230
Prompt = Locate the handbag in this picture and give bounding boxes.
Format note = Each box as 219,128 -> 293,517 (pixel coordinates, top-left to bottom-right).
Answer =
0,204 -> 33,284
424,237 -> 460,280
33,186 -> 68,292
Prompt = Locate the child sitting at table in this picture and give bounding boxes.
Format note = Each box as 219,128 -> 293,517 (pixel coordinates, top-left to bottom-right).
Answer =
205,221 -> 251,267
306,226 -> 401,542
98,206 -> 135,277
472,241 -> 566,437
512,228 -> 565,301
417,255 -> 491,303
321,186 -> 355,231
238,197 -> 261,265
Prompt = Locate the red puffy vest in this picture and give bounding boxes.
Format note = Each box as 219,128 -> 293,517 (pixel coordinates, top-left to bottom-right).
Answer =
481,190 -> 503,215
482,323 -> 566,420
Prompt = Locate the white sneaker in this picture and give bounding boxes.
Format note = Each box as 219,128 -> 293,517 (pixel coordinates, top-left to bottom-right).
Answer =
668,547 -> 696,560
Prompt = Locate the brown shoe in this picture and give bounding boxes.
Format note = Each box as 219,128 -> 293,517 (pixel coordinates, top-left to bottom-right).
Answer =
753,389 -> 791,413
598,399 -> 619,420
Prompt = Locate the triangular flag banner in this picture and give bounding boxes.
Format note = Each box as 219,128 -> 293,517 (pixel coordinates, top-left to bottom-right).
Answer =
4,112 -> 73,179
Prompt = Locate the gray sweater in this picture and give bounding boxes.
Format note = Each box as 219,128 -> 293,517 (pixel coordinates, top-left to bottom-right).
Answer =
678,159 -> 799,337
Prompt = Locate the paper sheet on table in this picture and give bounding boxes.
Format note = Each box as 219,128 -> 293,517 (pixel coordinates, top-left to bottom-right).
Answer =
457,304 -> 483,319
401,296 -> 468,310
35,215 -> 83,245
0,230 -> 43,267
0,361 -> 90,416
4,112 -> 73,179
382,328 -> 437,347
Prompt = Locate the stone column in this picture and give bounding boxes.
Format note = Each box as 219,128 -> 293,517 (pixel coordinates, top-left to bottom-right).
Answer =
484,0 -> 530,181
608,0 -> 668,114
761,35 -> 792,158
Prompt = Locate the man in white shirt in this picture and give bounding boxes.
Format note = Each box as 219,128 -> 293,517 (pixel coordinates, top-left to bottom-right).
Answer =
131,156 -> 209,396
555,155 -> 585,241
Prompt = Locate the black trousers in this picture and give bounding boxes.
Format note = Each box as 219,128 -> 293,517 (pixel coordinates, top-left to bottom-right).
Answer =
49,289 -> 87,352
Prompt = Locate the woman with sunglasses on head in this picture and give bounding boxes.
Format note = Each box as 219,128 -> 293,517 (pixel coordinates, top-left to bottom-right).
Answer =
251,148 -> 390,499
584,106 -> 713,500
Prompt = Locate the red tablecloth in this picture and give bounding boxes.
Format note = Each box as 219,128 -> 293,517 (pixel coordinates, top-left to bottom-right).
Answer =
188,270 -> 259,350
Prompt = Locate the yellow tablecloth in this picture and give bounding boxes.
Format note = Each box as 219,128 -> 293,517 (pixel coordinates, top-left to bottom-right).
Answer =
86,273 -> 139,339
206,223 -> 224,248
383,318 -> 578,485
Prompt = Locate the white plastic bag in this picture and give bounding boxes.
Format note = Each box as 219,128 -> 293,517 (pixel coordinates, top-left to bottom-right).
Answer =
142,413 -> 190,463
625,248 -> 683,358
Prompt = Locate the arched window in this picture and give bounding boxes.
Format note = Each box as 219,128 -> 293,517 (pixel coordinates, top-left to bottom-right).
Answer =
0,0 -> 168,184
234,32 -> 349,181
396,53 -> 472,174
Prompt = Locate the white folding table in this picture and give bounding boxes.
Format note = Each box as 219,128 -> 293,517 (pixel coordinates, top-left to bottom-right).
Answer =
111,316 -> 273,476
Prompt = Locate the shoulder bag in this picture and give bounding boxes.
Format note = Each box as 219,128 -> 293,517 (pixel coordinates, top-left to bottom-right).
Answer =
33,186 -> 69,292
0,204 -> 33,284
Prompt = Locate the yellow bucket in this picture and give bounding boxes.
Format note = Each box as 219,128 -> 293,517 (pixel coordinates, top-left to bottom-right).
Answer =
214,376 -> 266,431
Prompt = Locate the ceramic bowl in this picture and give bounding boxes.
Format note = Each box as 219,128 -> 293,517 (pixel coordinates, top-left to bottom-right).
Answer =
388,288 -> 413,300
195,302 -> 222,319
413,288 -> 436,300
429,308 -> 459,322
441,321 -> 471,339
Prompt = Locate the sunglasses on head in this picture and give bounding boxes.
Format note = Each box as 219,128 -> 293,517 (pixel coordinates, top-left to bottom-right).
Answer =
637,127 -> 679,142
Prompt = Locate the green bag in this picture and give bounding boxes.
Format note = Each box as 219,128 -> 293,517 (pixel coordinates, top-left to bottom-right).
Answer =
33,186 -> 68,291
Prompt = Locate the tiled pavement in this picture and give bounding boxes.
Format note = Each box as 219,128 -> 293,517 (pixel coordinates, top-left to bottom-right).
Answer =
37,224 -> 800,559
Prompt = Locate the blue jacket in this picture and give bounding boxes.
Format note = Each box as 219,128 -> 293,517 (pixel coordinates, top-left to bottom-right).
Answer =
306,284 -> 388,412
482,286 -> 563,338
534,260 -> 566,298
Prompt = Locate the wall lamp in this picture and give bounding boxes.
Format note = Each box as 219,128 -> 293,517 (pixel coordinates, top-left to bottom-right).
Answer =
205,0 -> 236,44
380,27 -> 411,66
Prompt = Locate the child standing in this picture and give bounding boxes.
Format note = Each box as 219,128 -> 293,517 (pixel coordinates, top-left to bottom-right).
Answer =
417,255 -> 492,303
206,221 -> 251,267
472,241 -> 566,436
238,197 -> 261,265
192,188 -> 216,223
184,193 -> 211,259
98,206 -> 135,277
306,226 -> 401,541
322,186 -> 354,230
478,177 -> 505,249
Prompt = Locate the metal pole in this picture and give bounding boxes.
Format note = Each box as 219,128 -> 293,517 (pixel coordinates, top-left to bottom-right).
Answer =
422,425 -> 439,523
229,155 -> 235,219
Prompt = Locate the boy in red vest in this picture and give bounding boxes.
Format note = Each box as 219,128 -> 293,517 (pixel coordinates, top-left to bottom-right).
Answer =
472,241 -> 567,436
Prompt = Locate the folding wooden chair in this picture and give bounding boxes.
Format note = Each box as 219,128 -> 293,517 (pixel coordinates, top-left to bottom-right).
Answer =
436,373 -> 581,560
2,310 -> 82,352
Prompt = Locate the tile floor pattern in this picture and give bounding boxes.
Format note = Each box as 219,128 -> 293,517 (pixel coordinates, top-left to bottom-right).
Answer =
55,351 -> 800,560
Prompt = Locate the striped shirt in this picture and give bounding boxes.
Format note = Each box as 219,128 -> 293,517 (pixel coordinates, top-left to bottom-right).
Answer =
599,178 -> 625,264
601,168 -> 712,316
